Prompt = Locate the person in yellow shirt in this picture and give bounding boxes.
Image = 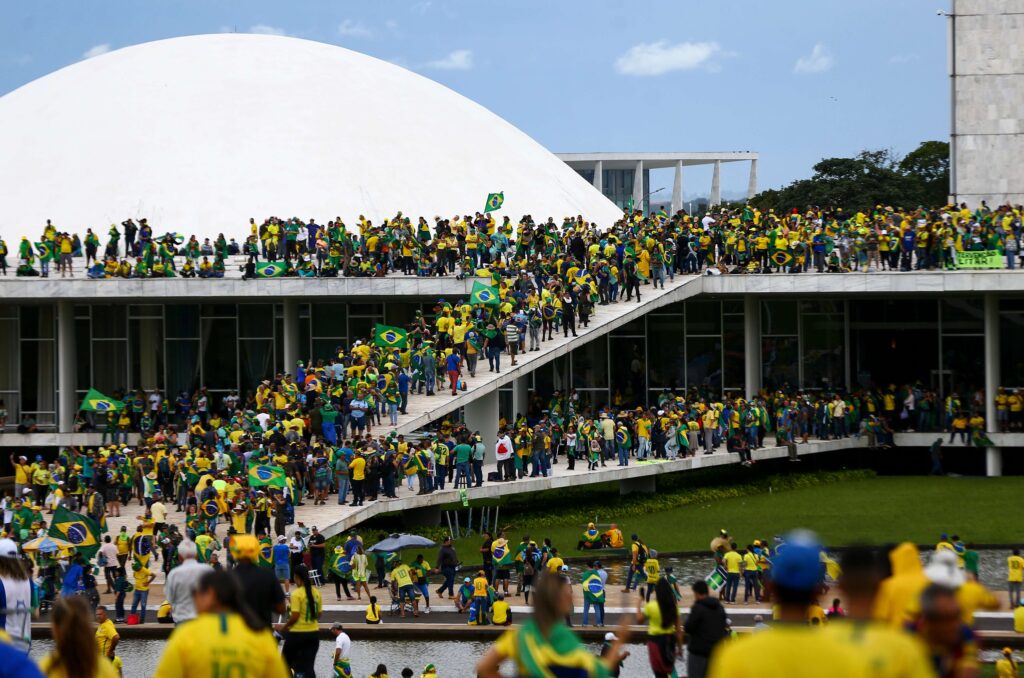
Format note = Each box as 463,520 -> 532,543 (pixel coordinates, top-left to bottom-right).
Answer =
721,544 -> 743,603
277,565 -> 322,677
642,549 -> 660,601
40,596 -> 119,678
957,572 -> 999,626
391,559 -> 420,618
875,543 -> 929,627
709,534 -> 869,678
95,605 -> 120,663
996,647 -> 1018,678
545,548 -> 564,573
1007,549 -> 1024,609
154,569 -> 289,678
490,593 -> 511,626
742,547 -> 761,603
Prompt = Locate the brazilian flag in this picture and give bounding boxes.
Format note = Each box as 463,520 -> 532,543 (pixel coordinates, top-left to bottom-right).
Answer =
49,506 -> 100,559
484,192 -> 504,213
131,526 -> 155,567
248,462 -> 287,489
470,281 -> 500,307
256,261 -> 288,278
258,537 -> 273,568
615,428 -> 632,447
771,250 -> 794,267
201,499 -> 220,519
35,242 -> 53,260
79,388 -> 124,413
374,323 -> 408,349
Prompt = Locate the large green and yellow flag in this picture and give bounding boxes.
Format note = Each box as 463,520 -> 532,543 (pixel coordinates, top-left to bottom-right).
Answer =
470,281 -> 500,307
79,388 -> 124,413
374,323 -> 408,349
248,462 -> 288,489
256,261 -> 288,278
484,192 -> 504,213
49,506 -> 100,559
35,242 -> 53,260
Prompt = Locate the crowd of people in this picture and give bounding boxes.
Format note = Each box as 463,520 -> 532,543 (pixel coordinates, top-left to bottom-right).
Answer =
2,201 -> 1022,280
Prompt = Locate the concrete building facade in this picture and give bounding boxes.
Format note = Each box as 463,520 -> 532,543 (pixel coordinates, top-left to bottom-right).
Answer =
950,0 -> 1024,205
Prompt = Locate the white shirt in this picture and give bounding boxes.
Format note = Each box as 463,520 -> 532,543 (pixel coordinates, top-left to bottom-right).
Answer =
334,631 -> 351,659
165,559 -> 215,623
149,393 -> 161,411
0,575 -> 32,650
495,435 -> 513,461
256,412 -> 271,430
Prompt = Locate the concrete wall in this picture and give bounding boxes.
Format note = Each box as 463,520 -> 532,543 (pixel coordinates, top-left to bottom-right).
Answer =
953,0 -> 1024,205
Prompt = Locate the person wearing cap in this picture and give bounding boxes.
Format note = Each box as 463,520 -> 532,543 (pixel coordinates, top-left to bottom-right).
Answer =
708,531 -> 865,678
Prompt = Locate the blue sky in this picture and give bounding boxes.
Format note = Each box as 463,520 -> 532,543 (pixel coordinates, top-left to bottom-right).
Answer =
0,0 -> 949,198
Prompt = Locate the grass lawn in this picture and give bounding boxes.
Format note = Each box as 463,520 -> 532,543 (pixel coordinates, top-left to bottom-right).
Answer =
445,476 -> 1024,562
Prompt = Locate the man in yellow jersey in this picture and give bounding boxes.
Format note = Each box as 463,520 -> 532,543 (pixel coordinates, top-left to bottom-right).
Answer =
721,543 -> 742,603
95,605 -> 120,662
1009,549 -> 1024,608
709,531 -> 867,678
822,547 -> 934,678
391,558 -> 420,618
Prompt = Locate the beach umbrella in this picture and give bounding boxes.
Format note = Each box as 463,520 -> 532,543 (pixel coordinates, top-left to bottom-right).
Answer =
366,533 -> 437,553
22,535 -> 74,555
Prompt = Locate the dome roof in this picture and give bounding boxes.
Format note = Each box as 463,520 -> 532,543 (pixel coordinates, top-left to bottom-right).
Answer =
0,34 -> 619,244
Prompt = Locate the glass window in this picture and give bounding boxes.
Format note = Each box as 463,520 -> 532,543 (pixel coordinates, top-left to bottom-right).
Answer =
20,306 -> 54,339
240,339 -> 274,394
1001,313 -> 1024,386
202,319 -> 237,390
350,303 -> 384,316
129,318 -> 164,391
571,335 -> 607,388
800,300 -> 842,314
722,300 -> 744,315
348,316 -> 378,343
850,299 -> 937,326
686,336 -> 722,391
201,304 -> 237,317
941,298 -> 984,334
90,305 -> 127,339
0,319 -> 18,392
801,314 -> 845,389
533,355 -> 570,402
129,305 -> 163,318
943,335 -> 984,396
762,337 -> 799,390
762,300 -> 798,335
92,340 -> 128,394
686,301 -> 721,335
610,338 -> 645,406
653,300 -> 686,316
312,339 -> 343,364
75,319 -> 90,394
238,305 -> 274,337
311,303 -> 347,338
722,314 -> 744,390
20,341 -> 54,415
611,317 -> 645,336
165,340 -> 200,398
166,305 -> 199,338
647,316 -> 685,389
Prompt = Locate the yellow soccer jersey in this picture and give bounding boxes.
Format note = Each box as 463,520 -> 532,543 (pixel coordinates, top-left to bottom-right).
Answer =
153,612 -> 289,678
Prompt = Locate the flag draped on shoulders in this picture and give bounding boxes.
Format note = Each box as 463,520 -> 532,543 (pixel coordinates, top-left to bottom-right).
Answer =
48,506 -> 101,559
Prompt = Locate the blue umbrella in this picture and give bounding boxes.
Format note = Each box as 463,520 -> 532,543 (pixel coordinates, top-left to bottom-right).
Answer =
366,533 -> 437,553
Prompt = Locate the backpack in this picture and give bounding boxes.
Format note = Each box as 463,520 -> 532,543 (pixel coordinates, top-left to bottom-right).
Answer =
66,475 -> 79,493
635,542 -> 649,564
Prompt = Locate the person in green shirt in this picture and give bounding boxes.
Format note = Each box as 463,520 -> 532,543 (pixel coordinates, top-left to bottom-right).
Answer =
452,441 -> 472,489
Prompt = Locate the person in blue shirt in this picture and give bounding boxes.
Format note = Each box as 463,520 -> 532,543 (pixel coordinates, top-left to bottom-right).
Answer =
445,352 -> 462,397
397,372 -> 411,415
273,536 -> 292,592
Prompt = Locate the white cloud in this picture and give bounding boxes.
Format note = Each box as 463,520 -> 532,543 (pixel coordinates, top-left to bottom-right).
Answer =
889,53 -> 920,65
614,40 -> 720,76
248,24 -> 289,36
338,19 -> 372,38
793,43 -> 833,74
385,19 -> 399,31
82,44 -> 111,60
424,49 -> 473,71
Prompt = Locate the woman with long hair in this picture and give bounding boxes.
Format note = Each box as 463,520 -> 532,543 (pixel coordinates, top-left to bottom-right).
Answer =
153,570 -> 287,678
0,543 -> 32,650
39,596 -> 116,678
635,578 -> 683,678
368,664 -> 389,678
477,571 -> 627,678
277,564 -> 322,678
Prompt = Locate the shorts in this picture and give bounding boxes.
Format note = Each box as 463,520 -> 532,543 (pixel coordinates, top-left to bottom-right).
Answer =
398,584 -> 419,601
351,418 -> 366,431
275,563 -> 290,582
353,572 -> 367,583
495,569 -> 510,580
314,480 -> 329,491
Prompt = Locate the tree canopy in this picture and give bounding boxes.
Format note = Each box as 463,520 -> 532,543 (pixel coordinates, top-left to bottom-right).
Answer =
749,141 -> 949,214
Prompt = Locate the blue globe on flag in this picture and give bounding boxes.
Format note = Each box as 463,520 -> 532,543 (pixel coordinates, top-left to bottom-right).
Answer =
383,330 -> 399,343
92,401 -> 111,412
587,579 -> 604,596
254,466 -> 276,482
65,523 -> 88,544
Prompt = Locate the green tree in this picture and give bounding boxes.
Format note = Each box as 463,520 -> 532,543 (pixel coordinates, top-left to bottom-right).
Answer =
749,141 -> 949,214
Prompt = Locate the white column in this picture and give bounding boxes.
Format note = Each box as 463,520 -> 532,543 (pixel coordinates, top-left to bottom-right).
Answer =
984,293 -> 1001,476
463,389 -> 499,465
511,376 -> 529,422
744,295 -> 761,400
57,300 -> 76,433
671,160 -> 684,214
747,159 -> 758,199
593,160 -> 603,194
283,299 -> 299,375
710,160 -> 721,206
632,160 -> 644,212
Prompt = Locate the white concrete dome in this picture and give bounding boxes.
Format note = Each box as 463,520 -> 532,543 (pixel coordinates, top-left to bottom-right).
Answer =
0,34 -> 620,244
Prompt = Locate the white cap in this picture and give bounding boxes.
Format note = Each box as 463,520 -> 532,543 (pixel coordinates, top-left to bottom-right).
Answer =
0,539 -> 19,558
604,632 -> 617,641
22,488 -> 32,496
